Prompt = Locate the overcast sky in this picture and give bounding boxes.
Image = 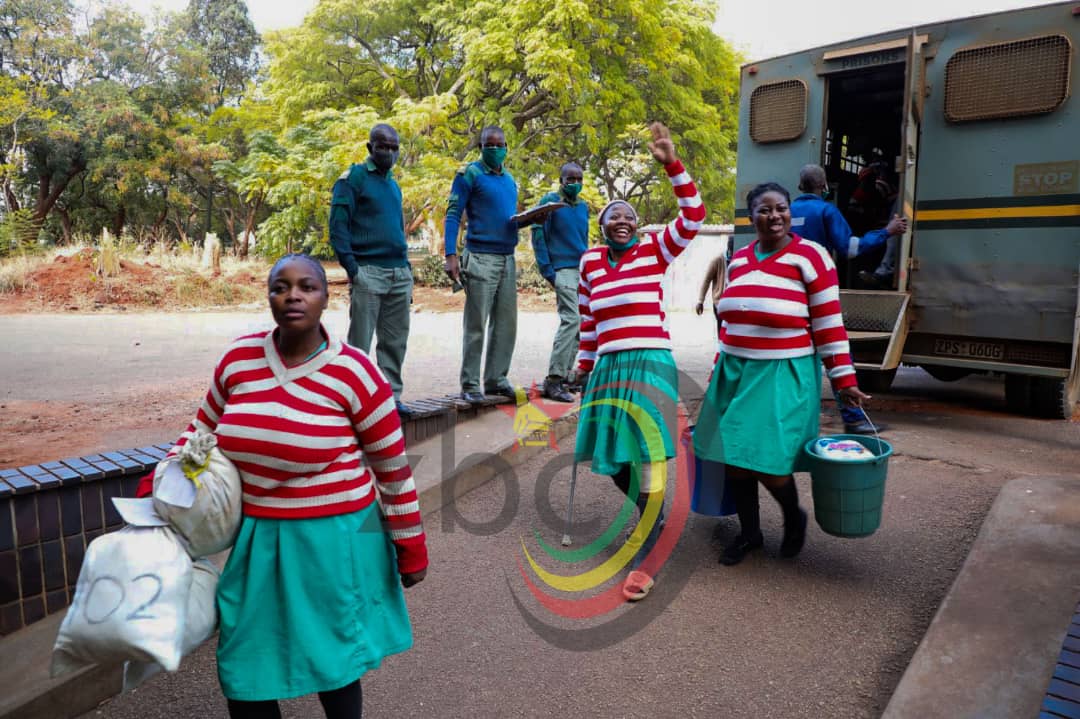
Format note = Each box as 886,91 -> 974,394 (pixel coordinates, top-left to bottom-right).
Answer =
116,0 -> 1061,59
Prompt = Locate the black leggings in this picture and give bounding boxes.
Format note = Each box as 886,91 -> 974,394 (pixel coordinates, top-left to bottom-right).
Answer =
226,680 -> 363,719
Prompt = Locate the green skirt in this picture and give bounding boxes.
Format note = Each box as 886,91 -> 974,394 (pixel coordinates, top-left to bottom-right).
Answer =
574,348 -> 679,476
216,503 -> 413,701
693,353 -> 820,476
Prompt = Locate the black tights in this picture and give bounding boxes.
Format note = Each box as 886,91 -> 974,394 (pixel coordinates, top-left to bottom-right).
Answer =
226,680 -> 362,719
726,466 -> 801,539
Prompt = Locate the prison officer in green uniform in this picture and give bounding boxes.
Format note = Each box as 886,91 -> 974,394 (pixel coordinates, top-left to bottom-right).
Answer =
330,123 -> 414,418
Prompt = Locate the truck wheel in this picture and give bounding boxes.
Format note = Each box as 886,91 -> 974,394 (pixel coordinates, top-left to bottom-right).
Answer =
921,365 -> 973,382
1029,376 -> 1078,419
855,368 -> 897,394
1004,375 -> 1033,416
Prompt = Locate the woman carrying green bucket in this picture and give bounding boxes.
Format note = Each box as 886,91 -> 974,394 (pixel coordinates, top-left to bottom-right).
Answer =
694,182 -> 870,566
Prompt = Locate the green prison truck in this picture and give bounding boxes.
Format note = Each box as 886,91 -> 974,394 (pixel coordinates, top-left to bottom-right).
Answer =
730,0 -> 1080,418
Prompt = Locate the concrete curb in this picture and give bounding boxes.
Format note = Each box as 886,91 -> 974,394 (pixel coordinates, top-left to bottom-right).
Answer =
882,474 -> 1080,718
0,400 -> 588,719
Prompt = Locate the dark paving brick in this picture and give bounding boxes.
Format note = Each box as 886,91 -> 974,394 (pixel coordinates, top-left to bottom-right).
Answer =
0,550 -> 17,605
18,544 -> 42,597
45,589 -> 68,616
63,535 -> 84,587
0,501 -> 12,552
102,478 -> 123,526
60,487 -> 83,536
81,484 -> 104,532
37,493 -> 60,542
41,540 -> 65,592
12,495 -> 38,546
0,601 -> 21,636
21,595 -> 44,625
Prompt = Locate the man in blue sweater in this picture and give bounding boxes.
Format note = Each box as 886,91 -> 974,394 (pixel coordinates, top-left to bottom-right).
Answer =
442,126 -> 524,404
330,123 -> 413,417
790,164 -> 907,434
530,162 -> 589,403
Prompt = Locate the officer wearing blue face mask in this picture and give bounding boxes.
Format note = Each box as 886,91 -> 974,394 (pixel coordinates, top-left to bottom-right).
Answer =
330,123 -> 415,418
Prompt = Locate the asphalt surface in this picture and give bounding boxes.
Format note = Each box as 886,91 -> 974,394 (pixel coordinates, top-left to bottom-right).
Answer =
74,368 -> 1079,719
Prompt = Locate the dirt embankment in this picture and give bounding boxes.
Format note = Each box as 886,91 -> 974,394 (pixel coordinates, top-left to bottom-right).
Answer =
0,251 -> 556,314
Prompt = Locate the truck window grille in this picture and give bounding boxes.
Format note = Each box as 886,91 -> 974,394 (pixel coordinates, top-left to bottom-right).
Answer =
944,35 -> 1071,122
750,80 -> 807,143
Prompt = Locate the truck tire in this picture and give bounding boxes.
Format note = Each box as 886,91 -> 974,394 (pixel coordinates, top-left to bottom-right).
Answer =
1004,375 -> 1033,416
1029,376 -> 1077,419
921,364 -> 973,382
855,368 -> 897,394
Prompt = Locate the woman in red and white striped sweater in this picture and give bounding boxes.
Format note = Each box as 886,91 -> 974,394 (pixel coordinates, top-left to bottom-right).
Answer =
573,122 -> 706,602
154,254 -> 427,718
694,182 -> 869,566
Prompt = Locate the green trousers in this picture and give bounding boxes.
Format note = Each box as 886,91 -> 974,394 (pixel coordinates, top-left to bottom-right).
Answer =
548,267 -> 580,379
459,249 -> 517,393
348,264 -> 412,397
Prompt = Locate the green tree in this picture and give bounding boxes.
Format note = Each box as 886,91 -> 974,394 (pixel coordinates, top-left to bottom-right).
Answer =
183,0 -> 260,108
261,0 -> 741,237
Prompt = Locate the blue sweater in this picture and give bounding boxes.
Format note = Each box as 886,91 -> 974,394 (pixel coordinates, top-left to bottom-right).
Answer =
790,193 -> 888,259
329,158 -> 407,277
443,160 -> 519,256
530,190 -> 589,282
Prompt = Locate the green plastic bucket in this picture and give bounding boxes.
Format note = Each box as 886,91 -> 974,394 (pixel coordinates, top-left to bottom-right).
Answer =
802,434 -> 892,538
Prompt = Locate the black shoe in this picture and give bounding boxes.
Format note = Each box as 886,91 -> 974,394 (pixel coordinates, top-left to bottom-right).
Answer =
780,509 -> 808,559
395,400 -> 415,420
461,391 -> 486,404
844,419 -> 888,435
719,533 -> 764,566
485,382 -> 517,399
543,378 -> 574,403
858,270 -> 890,289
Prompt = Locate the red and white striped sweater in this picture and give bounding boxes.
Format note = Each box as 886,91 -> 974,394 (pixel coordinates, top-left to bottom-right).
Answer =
169,328 -> 427,573
576,160 -> 706,371
717,234 -> 856,392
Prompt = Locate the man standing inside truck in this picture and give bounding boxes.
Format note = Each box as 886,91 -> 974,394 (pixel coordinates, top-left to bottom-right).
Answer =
790,164 -> 908,434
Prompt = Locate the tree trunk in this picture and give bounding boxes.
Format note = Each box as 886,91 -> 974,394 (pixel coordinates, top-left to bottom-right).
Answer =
111,205 -> 126,238
29,160 -> 86,240
57,206 -> 73,244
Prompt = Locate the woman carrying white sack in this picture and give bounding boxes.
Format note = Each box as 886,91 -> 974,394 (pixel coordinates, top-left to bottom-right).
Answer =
136,253 -> 429,719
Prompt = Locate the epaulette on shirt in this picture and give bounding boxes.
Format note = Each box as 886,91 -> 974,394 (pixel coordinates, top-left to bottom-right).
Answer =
455,161 -> 484,187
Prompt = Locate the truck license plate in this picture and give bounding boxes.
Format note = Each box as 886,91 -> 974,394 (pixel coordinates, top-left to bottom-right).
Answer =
933,339 -> 1004,360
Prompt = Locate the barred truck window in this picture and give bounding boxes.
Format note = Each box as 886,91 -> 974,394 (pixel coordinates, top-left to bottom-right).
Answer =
944,34 -> 1072,122
750,79 -> 808,143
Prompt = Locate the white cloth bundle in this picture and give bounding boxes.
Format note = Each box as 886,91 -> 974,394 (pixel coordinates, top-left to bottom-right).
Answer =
153,431 -> 242,558
51,525 -> 193,677
122,558 -> 220,691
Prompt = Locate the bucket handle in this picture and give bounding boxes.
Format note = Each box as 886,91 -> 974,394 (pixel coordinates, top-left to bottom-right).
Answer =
857,406 -> 884,455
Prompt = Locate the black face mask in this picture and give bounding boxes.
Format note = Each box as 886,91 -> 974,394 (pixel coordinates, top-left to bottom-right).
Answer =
368,144 -> 399,172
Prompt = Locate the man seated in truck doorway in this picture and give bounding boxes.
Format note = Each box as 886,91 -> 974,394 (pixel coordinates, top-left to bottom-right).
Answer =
790,164 -> 908,435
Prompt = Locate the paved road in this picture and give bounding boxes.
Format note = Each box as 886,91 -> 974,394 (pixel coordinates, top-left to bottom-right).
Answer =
72,363 -> 1079,718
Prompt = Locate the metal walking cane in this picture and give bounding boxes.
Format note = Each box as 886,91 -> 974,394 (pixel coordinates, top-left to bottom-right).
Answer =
561,459 -> 579,546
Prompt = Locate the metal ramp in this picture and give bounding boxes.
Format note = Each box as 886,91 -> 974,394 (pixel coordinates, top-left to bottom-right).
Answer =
839,290 -> 911,371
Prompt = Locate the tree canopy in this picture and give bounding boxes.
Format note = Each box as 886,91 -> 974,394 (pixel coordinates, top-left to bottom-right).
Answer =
0,0 -> 741,258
